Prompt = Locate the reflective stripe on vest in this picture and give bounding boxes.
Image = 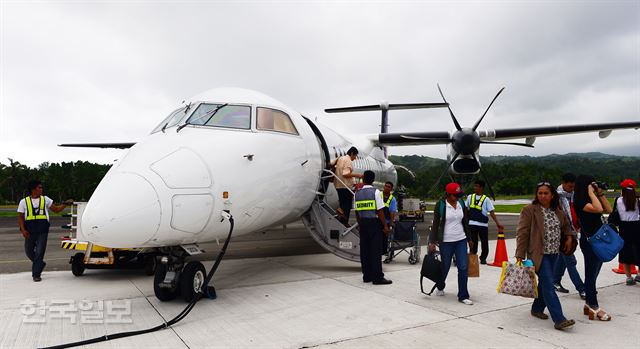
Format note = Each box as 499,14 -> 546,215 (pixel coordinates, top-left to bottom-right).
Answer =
25,196 -> 47,221
469,194 -> 486,210
355,187 -> 378,219
384,193 -> 393,207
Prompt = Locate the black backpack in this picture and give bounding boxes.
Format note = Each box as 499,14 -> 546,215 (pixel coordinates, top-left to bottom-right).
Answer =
420,251 -> 443,295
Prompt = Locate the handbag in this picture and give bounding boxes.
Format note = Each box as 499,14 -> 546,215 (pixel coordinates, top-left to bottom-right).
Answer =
467,253 -> 480,277
497,261 -> 538,298
420,251 -> 443,295
587,223 -> 624,262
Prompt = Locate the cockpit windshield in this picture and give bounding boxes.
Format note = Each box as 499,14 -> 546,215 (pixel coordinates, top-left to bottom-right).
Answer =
186,104 -> 251,129
151,105 -> 189,134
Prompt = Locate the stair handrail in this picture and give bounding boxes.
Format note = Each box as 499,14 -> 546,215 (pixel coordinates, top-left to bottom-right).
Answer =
322,169 -> 355,196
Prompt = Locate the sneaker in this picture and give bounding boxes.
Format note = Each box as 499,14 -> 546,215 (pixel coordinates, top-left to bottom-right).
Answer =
626,277 -> 636,286
554,283 -> 569,293
459,299 -> 473,305
579,291 -> 586,300
436,290 -> 445,296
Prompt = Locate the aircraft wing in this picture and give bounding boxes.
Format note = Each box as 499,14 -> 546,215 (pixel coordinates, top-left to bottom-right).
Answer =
375,121 -> 640,146
484,121 -> 640,141
58,143 -> 136,149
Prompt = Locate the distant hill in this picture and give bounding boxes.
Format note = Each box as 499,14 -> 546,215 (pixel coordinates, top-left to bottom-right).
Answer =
389,152 -> 640,198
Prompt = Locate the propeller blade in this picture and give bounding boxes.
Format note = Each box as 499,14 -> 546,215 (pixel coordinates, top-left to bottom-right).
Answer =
437,84 -> 462,131
472,87 -> 505,131
479,140 -> 534,148
471,153 -> 496,201
428,152 -> 460,198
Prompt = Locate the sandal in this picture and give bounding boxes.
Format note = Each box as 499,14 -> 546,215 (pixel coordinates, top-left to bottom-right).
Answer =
584,305 -> 612,321
554,319 -> 575,330
531,311 -> 549,320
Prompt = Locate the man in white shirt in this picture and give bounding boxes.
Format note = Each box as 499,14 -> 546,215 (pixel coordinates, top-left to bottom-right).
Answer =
17,180 -> 70,281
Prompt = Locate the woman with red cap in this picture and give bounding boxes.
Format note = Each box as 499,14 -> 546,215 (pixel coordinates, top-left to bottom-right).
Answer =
428,182 -> 474,305
612,179 -> 640,285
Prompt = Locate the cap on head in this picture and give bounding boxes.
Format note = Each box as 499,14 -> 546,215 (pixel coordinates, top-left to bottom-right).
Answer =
445,182 -> 462,195
620,179 -> 637,190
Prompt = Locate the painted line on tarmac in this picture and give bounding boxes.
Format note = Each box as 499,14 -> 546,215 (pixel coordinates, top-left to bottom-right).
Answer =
0,257 -> 69,264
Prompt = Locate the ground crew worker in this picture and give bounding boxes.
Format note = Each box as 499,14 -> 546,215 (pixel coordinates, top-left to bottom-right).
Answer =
466,180 -> 504,264
355,170 -> 391,285
17,180 -> 70,282
381,181 -> 397,257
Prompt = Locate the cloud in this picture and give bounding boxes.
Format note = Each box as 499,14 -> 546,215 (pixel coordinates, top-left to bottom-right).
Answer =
1,1 -> 638,167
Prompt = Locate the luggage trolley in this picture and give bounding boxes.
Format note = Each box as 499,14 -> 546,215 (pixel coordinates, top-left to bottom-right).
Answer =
60,202 -> 156,276
384,221 -> 421,264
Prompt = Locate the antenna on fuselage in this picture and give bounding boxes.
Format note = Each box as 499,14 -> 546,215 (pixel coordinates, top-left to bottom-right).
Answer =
324,101 -> 448,158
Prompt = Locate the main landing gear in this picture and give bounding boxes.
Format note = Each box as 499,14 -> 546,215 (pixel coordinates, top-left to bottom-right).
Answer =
153,246 -> 213,302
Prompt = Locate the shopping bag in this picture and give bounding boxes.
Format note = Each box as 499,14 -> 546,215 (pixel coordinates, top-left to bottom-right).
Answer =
497,261 -> 538,298
588,223 -> 624,262
468,253 -> 480,278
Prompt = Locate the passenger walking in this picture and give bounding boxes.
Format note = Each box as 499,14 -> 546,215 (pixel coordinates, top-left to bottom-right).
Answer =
553,173 -> 586,299
611,179 -> 640,285
17,180 -> 70,282
354,170 -> 391,285
516,181 -> 576,330
465,180 -> 504,264
333,147 -> 363,225
573,175 -> 613,321
428,182 -> 473,305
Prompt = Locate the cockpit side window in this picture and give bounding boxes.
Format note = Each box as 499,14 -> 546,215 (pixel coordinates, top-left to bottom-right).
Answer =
256,107 -> 299,135
187,104 -> 251,129
151,106 -> 188,134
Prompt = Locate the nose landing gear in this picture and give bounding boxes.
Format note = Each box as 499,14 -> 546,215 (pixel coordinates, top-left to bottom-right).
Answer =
153,249 -> 213,302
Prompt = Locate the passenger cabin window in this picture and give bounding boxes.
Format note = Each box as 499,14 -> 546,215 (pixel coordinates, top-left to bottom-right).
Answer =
151,106 -> 188,133
187,104 -> 251,129
256,107 -> 298,135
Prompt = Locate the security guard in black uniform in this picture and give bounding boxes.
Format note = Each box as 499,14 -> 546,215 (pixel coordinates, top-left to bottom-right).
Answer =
354,170 -> 391,285
17,180 -> 70,281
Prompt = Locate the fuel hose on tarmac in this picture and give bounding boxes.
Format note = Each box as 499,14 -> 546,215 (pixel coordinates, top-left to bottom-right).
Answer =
41,215 -> 235,349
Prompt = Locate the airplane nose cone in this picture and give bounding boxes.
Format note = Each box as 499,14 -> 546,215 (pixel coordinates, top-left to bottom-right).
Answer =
81,172 -> 161,248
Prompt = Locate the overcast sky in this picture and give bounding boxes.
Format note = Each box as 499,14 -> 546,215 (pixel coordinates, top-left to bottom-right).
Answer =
1,0 -> 638,167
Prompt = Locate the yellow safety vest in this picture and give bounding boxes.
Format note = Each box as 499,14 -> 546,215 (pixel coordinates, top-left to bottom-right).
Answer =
469,194 -> 487,210
25,196 -> 47,221
384,193 -> 394,208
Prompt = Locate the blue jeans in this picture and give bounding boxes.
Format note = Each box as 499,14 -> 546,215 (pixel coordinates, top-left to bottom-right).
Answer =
552,253 -> 585,293
532,254 -> 567,324
580,234 -> 603,308
437,239 -> 469,301
24,220 -> 50,278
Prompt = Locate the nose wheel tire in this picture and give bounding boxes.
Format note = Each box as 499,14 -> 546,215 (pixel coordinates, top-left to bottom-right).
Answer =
71,252 -> 86,276
180,261 -> 206,302
154,262 -> 180,301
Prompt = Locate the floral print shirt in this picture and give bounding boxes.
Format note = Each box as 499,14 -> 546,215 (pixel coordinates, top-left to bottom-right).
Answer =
542,207 -> 561,254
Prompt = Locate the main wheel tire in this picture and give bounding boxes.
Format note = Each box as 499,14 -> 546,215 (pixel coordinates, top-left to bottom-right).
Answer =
408,251 -> 418,265
154,262 -> 179,301
180,261 -> 206,303
71,252 -> 85,276
143,255 -> 157,276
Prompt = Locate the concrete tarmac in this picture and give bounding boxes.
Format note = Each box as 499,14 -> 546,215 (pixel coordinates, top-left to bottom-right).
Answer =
1,238 -> 638,349
0,214 -> 521,274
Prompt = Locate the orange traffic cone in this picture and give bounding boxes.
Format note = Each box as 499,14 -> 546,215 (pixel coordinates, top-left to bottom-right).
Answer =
612,263 -> 638,274
490,232 -> 509,267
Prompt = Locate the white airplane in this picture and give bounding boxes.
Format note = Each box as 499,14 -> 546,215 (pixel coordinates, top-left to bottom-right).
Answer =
61,87 -> 640,302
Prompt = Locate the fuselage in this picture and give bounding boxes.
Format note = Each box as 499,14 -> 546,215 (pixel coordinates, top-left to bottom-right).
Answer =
81,88 -> 397,248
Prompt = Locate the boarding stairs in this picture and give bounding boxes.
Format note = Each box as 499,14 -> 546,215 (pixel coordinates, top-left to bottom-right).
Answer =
301,170 -> 361,262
